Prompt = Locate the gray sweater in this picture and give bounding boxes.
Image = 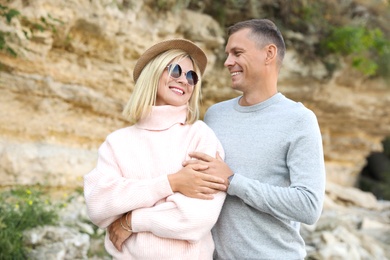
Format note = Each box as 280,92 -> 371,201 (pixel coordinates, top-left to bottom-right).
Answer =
205,93 -> 326,260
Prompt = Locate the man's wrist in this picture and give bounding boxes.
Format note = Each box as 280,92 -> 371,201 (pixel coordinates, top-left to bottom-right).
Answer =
227,174 -> 235,185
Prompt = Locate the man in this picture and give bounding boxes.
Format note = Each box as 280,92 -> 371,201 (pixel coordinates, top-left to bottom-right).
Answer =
184,19 -> 326,259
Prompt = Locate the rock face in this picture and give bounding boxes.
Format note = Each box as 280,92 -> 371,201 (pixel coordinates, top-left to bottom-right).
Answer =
1,1 -> 389,259
1,1 -> 390,188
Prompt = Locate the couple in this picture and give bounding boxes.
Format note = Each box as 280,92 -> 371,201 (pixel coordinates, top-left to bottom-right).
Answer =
84,19 -> 326,260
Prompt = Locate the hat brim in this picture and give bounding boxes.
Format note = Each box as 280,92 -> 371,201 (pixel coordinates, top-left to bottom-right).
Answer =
133,39 -> 207,83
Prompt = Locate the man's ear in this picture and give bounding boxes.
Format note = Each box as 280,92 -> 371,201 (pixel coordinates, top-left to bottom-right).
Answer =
265,44 -> 277,64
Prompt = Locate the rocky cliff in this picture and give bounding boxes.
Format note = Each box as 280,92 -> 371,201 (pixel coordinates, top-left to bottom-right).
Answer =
1,0 -> 389,189
1,1 -> 390,259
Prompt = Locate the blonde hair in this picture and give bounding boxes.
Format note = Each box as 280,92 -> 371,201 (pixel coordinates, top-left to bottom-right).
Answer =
123,49 -> 202,124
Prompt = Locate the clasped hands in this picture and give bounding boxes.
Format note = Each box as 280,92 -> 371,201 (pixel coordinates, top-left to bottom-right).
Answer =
108,151 -> 232,251
178,151 -> 233,198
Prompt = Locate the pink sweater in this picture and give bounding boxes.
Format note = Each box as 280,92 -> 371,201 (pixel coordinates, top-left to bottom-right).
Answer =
84,105 -> 226,260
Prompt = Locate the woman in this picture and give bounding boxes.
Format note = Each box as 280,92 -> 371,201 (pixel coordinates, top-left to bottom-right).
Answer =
84,39 -> 226,259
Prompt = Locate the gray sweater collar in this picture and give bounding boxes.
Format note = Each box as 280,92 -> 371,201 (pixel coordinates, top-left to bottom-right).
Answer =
234,92 -> 284,113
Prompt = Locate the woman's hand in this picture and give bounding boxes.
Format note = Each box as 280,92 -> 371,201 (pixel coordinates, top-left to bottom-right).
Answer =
168,154 -> 228,200
183,151 -> 233,185
107,212 -> 133,251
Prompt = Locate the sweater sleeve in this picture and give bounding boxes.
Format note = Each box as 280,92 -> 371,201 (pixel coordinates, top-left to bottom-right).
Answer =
131,122 -> 226,242
228,110 -> 326,225
84,137 -> 173,228
132,191 -> 226,242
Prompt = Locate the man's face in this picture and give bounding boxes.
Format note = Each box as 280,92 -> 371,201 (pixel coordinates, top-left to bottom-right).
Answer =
224,28 -> 267,92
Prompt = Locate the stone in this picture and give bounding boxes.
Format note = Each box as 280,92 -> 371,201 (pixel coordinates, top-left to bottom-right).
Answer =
23,226 -> 90,260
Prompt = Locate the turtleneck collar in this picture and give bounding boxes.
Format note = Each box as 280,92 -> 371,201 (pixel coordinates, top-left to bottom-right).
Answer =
135,105 -> 188,131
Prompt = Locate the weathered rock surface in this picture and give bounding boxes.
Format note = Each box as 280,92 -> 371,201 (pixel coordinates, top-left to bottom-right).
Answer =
1,1 -> 390,259
302,182 -> 390,260
1,0 -> 389,188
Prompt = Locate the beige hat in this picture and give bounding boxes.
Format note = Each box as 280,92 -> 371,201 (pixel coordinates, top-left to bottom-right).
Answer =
133,38 -> 207,83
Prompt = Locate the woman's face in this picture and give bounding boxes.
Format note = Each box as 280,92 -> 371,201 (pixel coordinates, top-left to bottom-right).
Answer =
155,57 -> 197,106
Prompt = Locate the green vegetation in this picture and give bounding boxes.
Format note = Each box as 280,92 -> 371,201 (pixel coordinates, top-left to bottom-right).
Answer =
0,4 -> 19,56
262,1 -> 390,79
0,186 -> 61,259
0,3 -> 63,58
321,26 -> 390,77
154,0 -> 191,12
22,14 -> 61,34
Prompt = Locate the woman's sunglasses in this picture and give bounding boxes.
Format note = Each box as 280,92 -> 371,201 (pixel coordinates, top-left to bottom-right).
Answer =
167,64 -> 199,86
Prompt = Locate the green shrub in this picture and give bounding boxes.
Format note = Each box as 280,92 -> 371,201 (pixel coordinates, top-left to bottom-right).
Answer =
0,4 -> 19,56
0,4 -> 63,58
0,4 -> 19,23
0,186 -> 60,259
321,26 -> 390,77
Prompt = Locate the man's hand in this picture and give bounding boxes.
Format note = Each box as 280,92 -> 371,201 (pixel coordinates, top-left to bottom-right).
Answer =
107,213 -> 132,251
168,163 -> 227,200
183,152 -> 233,183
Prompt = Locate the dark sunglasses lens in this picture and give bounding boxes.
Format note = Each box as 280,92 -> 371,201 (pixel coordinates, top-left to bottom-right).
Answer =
186,71 -> 198,86
169,64 -> 181,78
168,64 -> 198,85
